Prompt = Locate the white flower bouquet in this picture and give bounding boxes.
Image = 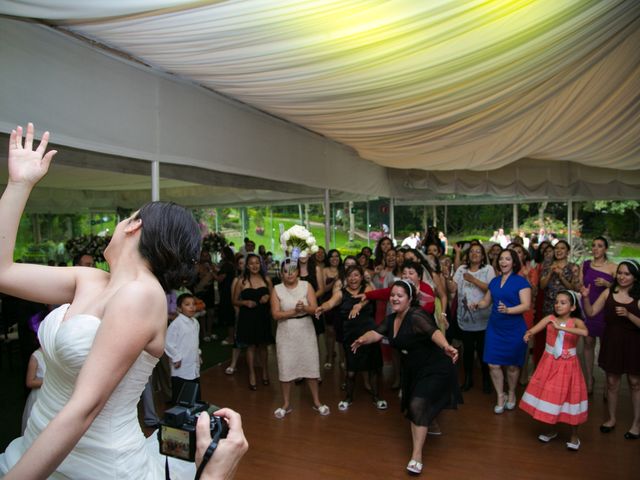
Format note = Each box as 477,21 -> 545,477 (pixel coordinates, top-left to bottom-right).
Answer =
280,225 -> 319,271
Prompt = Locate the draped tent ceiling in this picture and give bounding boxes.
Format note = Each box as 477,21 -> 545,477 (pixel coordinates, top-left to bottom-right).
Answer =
1,0 -> 639,213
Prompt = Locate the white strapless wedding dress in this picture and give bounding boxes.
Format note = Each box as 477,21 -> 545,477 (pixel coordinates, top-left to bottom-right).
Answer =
0,304 -> 194,479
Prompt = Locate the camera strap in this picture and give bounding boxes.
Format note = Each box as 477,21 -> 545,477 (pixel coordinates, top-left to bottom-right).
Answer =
194,427 -> 224,480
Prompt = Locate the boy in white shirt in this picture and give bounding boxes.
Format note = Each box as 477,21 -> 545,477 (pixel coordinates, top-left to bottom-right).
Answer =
165,293 -> 202,404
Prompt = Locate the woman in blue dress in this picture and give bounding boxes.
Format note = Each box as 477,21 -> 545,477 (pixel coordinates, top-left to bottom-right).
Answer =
472,248 -> 531,414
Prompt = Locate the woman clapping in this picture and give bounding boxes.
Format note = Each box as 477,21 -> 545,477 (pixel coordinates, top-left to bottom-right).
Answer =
271,259 -> 329,418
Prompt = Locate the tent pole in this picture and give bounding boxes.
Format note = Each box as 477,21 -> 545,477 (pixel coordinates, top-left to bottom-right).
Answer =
444,204 -> 448,235
151,161 -> 160,201
348,201 -> 355,242
567,200 -> 573,260
331,204 -> 336,248
270,207 -> 274,254
390,197 -> 395,243
432,205 -> 437,227
366,201 -> 370,247
513,203 -> 518,233
324,189 -> 330,250
423,206 -> 427,230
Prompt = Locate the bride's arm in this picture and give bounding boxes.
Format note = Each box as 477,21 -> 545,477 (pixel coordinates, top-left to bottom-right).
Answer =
0,124 -> 103,305
5,282 -> 166,479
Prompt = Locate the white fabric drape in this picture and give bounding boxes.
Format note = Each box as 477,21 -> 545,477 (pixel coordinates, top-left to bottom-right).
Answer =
1,0 -> 638,207
42,0 -> 640,172
0,0 -> 206,20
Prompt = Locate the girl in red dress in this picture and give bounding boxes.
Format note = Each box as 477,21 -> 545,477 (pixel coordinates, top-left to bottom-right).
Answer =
519,290 -> 588,450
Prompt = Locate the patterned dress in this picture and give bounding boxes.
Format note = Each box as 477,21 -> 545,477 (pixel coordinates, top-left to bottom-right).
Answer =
520,317 -> 588,425
541,262 -> 578,316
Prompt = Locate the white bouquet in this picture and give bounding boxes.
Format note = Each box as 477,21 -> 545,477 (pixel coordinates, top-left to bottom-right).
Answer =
280,225 -> 319,271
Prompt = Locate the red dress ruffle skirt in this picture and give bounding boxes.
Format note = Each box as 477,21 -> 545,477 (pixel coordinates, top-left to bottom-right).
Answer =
519,318 -> 588,425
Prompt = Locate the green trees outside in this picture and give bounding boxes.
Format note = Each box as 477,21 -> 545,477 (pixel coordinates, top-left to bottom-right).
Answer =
14,201 -> 639,264
15,212 -> 117,263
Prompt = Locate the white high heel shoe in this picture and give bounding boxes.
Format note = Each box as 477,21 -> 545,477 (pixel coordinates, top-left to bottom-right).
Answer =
494,393 -> 506,414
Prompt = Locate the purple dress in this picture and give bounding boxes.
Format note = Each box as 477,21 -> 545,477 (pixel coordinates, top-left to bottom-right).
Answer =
581,261 -> 614,338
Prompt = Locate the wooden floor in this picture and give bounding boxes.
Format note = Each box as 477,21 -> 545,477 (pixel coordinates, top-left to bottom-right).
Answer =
176,347 -> 639,480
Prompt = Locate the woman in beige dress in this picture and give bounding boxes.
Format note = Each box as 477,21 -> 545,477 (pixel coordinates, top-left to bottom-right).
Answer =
271,259 -> 330,418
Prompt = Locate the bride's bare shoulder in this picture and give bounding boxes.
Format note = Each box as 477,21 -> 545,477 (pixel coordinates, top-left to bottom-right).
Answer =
106,279 -> 166,319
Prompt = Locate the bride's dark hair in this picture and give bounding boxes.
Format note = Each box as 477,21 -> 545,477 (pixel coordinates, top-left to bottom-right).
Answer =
135,202 -> 201,292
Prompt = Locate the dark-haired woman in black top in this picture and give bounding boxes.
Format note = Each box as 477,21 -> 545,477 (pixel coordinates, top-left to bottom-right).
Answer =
352,280 -> 459,475
233,253 -> 273,390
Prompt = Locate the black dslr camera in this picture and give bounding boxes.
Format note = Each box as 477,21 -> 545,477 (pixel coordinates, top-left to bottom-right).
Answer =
158,383 -> 229,462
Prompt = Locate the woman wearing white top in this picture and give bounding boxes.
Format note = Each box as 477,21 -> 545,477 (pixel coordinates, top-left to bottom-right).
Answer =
449,243 -> 495,392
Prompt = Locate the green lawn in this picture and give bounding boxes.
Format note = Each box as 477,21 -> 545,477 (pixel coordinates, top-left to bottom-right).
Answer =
619,245 -> 640,258
219,216 -> 374,258
216,219 -> 640,262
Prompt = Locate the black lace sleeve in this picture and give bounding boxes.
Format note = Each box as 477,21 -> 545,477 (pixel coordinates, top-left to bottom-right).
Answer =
410,308 -> 438,337
375,313 -> 392,337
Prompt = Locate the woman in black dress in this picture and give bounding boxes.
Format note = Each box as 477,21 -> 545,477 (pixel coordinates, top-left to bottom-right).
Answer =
317,265 -> 386,410
581,260 -> 640,439
233,253 -> 273,389
298,253 -> 325,335
352,280 -> 459,475
321,249 -> 342,369
217,247 -> 237,346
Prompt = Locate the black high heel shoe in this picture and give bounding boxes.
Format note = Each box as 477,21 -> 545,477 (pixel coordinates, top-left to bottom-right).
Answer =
461,375 -> 473,392
249,383 -> 257,391
599,424 -> 615,433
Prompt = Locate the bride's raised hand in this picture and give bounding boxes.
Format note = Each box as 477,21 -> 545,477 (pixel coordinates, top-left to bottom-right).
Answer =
8,123 -> 57,187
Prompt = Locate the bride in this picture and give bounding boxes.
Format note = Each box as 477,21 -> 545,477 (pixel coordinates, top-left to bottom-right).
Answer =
0,124 -> 246,479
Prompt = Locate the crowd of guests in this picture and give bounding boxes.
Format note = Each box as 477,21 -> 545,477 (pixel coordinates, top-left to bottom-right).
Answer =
160,227 -> 638,474
7,225 -> 640,476
3,157 -> 640,474
7,210 -> 640,477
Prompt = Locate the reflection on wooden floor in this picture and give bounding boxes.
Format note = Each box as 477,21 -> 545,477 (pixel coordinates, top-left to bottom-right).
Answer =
158,346 -> 638,479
